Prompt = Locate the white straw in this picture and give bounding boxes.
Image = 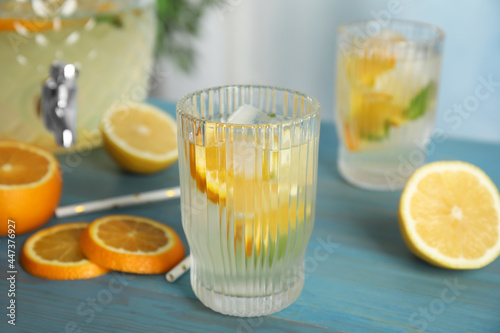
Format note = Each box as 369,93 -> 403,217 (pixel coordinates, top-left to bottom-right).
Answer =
55,186 -> 181,218
166,255 -> 191,282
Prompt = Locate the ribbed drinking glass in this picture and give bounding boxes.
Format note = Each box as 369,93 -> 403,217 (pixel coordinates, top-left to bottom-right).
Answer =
336,19 -> 444,190
177,85 -> 321,316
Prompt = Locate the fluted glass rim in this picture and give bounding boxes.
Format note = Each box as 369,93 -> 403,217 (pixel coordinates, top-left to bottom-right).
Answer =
338,18 -> 445,46
176,84 -> 321,127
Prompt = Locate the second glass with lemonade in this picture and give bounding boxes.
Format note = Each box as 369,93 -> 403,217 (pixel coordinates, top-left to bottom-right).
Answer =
336,20 -> 444,190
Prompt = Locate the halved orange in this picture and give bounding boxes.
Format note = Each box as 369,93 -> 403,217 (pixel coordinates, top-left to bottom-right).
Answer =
400,161 -> 500,269
79,215 -> 185,274
0,141 -> 62,235
21,223 -> 109,280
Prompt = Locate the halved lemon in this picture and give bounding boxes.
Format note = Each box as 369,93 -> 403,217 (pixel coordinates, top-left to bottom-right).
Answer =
79,215 -> 185,274
21,223 -> 109,280
399,161 -> 500,269
101,102 -> 178,174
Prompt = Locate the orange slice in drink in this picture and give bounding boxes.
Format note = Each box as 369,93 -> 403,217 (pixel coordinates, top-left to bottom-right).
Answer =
400,161 -> 500,269
344,122 -> 361,152
343,91 -> 406,149
0,0 -> 119,32
345,51 -> 396,87
186,124 -> 311,259
80,215 -> 185,274
21,223 -> 109,280
0,141 -> 62,235
344,30 -> 403,87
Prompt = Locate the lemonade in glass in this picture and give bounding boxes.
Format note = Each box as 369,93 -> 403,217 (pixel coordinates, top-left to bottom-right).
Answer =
177,85 -> 321,317
0,0 -> 156,152
336,20 -> 444,190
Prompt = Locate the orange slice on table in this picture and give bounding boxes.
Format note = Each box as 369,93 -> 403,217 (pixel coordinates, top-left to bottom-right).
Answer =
0,141 -> 62,235
399,161 -> 500,269
101,102 -> 178,174
21,223 -> 109,280
80,215 -> 185,274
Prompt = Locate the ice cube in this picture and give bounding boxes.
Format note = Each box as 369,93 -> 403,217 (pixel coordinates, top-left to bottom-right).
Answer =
226,104 -> 277,125
349,29 -> 406,57
374,56 -> 439,105
371,29 -> 406,42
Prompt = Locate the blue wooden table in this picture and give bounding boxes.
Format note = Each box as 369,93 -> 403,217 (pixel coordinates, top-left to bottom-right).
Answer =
1,99 -> 499,333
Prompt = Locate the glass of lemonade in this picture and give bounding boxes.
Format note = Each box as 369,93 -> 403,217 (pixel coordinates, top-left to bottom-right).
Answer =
177,85 -> 321,317
0,0 -> 156,152
336,20 -> 444,190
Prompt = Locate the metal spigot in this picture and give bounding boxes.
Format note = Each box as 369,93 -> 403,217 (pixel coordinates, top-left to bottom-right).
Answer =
41,61 -> 78,148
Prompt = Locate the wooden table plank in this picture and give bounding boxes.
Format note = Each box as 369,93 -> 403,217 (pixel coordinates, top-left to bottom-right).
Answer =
1,99 -> 499,332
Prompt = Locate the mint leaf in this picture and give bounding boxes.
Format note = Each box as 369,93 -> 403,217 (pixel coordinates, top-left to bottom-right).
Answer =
95,14 -> 123,28
360,120 -> 391,141
404,81 -> 436,120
